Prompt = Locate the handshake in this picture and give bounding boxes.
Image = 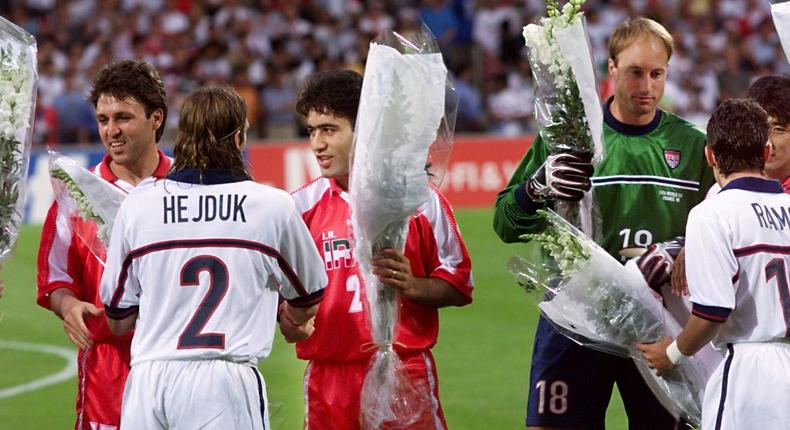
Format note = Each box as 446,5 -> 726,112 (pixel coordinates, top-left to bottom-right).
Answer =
525,151 -> 594,203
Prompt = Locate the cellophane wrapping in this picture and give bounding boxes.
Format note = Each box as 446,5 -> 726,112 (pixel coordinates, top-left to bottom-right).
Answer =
350,24 -> 457,429
0,17 -> 37,261
49,151 -> 127,262
523,1 -> 604,239
509,209 -> 722,426
771,0 -> 790,63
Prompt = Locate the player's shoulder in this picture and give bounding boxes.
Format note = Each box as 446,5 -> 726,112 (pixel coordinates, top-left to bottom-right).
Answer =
660,110 -> 706,141
417,185 -> 456,220
291,177 -> 331,212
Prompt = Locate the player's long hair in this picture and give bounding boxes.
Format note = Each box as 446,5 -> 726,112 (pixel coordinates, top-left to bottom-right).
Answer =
171,86 -> 251,177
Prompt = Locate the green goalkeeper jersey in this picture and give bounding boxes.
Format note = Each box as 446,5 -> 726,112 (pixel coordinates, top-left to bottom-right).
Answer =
493,103 -> 715,259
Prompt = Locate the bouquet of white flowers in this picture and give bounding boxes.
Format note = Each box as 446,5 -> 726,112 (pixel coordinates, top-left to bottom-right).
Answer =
770,0 -> 790,62
49,151 -> 127,262
523,0 -> 604,239
350,24 -> 457,430
510,209 -> 721,427
0,17 -> 37,261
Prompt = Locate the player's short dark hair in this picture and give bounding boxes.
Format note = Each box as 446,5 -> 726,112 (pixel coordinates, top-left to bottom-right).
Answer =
296,70 -> 362,128
707,98 -> 769,177
172,85 -> 250,177
747,75 -> 790,127
89,59 -> 168,142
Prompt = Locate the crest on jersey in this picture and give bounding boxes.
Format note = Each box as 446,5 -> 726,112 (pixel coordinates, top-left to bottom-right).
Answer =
664,149 -> 681,169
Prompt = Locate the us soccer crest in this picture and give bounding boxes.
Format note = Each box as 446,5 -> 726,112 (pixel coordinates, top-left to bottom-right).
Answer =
664,149 -> 681,169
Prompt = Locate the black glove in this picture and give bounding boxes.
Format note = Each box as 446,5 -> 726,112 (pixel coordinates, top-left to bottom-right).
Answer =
526,151 -> 594,202
637,237 -> 685,290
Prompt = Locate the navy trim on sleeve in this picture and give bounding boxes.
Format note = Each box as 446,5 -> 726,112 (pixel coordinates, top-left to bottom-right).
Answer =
514,183 -> 545,213
691,303 -> 731,322
286,289 -> 324,308
104,305 -> 140,320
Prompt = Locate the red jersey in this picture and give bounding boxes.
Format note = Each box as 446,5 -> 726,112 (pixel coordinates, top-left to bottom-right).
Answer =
291,177 -> 473,362
36,151 -> 171,430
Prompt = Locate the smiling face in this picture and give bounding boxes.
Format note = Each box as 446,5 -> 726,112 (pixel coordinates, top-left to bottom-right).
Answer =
608,36 -> 669,125
305,109 -> 354,189
95,94 -> 162,180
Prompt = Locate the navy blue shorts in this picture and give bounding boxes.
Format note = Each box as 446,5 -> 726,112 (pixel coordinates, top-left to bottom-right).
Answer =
526,316 -> 680,429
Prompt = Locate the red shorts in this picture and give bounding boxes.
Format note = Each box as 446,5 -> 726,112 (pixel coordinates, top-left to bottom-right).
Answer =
304,351 -> 447,430
74,342 -> 131,430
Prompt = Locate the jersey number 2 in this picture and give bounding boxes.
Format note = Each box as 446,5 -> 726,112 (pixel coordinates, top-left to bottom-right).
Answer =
765,258 -> 790,337
178,255 -> 229,349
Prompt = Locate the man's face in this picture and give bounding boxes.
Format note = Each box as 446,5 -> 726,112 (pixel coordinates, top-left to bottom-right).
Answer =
95,94 -> 162,168
766,119 -> 790,182
608,36 -> 669,123
305,110 -> 354,185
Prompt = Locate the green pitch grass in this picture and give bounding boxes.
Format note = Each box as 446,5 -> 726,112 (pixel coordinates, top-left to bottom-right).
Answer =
0,210 -> 629,428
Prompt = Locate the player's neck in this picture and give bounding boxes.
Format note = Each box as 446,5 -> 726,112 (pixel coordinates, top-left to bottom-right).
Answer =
610,100 -> 656,126
716,170 -> 766,188
335,174 -> 349,191
110,149 -> 160,186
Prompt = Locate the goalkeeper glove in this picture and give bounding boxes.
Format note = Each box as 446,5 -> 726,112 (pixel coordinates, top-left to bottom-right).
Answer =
637,237 -> 685,290
525,151 -> 594,202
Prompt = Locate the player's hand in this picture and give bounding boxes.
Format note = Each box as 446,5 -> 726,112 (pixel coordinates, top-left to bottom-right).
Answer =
637,237 -> 685,291
670,247 -> 689,296
526,151 -> 594,202
61,297 -> 103,350
636,336 -> 676,376
0,279 -> 4,299
277,302 -> 315,343
372,249 -> 418,299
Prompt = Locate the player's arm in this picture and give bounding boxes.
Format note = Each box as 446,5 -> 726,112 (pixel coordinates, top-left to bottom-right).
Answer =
107,309 -> 138,336
636,315 -> 722,375
99,203 -> 140,335
493,137 -> 593,242
49,288 -> 104,349
276,204 -> 328,343
37,202 -> 103,349
277,300 -> 318,343
373,248 -> 468,307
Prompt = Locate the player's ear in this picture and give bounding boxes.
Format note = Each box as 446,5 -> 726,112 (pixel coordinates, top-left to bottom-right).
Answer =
151,108 -> 164,131
704,145 -> 716,168
764,141 -> 772,166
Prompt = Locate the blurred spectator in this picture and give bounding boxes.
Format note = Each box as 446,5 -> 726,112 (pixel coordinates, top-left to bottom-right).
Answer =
10,0 -> 788,144
454,64 -> 486,133
52,71 -> 96,144
261,66 -> 298,140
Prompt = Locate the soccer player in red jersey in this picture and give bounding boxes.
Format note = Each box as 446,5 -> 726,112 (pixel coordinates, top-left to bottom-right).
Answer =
281,70 -> 474,429
36,60 -> 171,430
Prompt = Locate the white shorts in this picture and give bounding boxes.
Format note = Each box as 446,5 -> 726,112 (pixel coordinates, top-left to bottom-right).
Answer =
703,342 -> 790,430
121,360 -> 269,429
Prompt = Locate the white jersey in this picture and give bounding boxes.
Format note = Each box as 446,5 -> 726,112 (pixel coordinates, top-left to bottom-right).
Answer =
100,170 -> 327,366
686,177 -> 790,346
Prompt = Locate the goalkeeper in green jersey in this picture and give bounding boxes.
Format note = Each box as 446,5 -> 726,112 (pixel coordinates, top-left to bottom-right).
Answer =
493,17 -> 715,429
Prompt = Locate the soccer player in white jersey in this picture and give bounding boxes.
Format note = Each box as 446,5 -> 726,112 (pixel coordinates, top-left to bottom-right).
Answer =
638,99 -> 790,429
99,86 -> 327,429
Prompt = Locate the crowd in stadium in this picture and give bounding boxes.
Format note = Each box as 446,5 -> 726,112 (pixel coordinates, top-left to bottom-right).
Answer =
3,0 -> 788,145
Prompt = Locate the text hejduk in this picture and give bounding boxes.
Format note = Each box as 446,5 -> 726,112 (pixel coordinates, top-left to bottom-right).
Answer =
162,194 -> 247,224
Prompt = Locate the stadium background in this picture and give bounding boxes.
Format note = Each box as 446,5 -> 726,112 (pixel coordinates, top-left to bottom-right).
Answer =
0,0 -> 785,428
